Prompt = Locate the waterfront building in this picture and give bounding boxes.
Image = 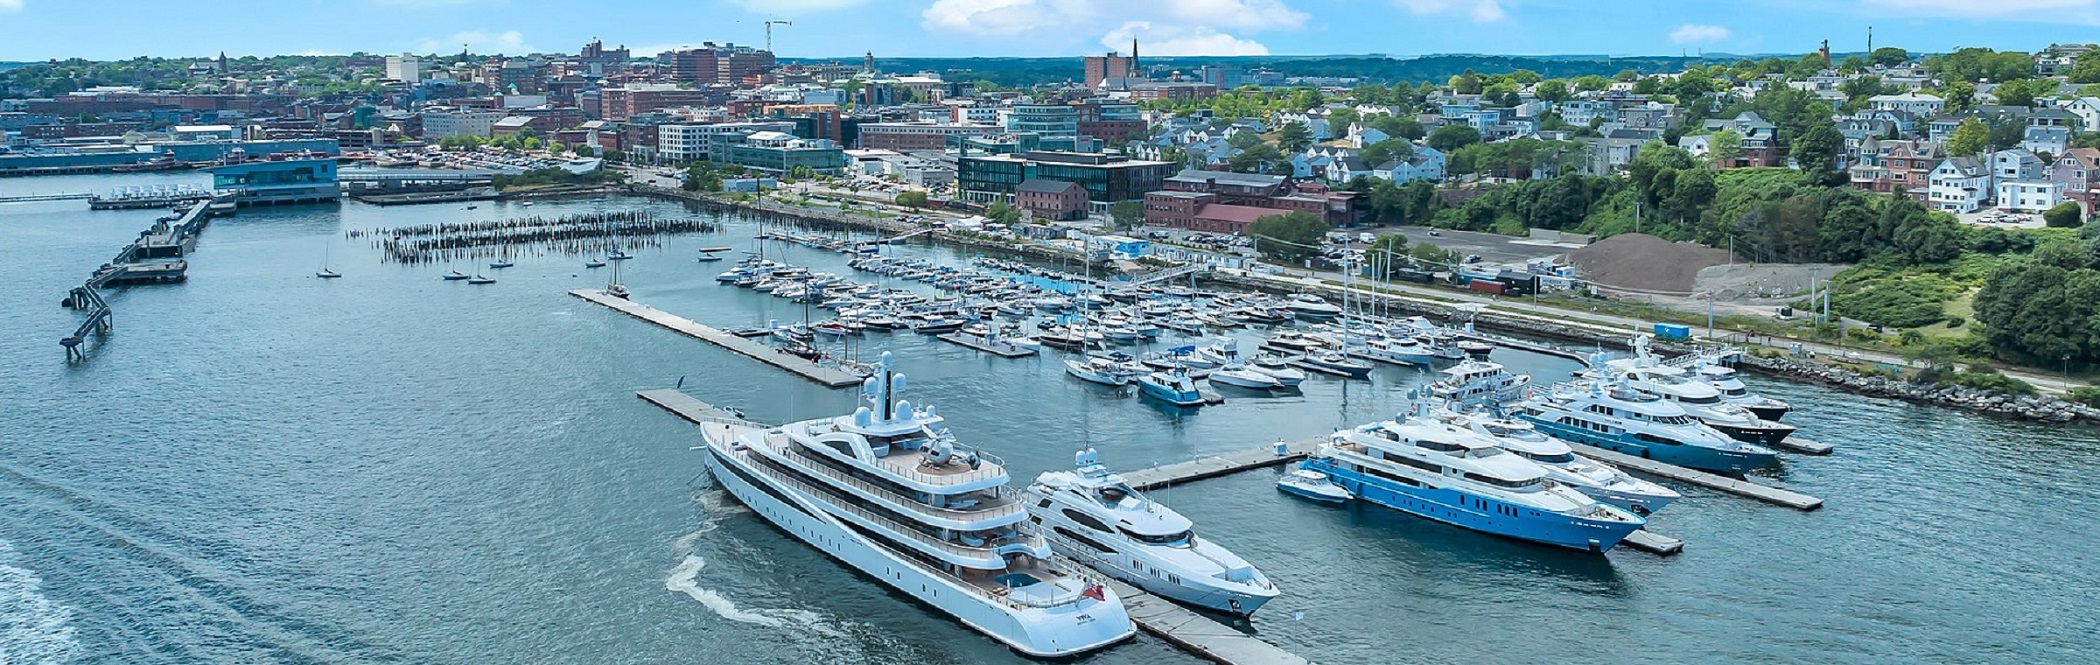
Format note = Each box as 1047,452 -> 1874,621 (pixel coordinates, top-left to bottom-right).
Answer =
1004,104 -> 1080,141
421,109 -> 508,139
212,156 -> 340,206
957,151 -> 1176,213
716,131 -> 845,175
1013,179 -> 1089,221
855,122 -> 998,151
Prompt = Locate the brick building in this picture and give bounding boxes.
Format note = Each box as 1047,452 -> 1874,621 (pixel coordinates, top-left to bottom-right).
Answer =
1144,169 -> 1358,230
857,122 -> 998,151
598,84 -> 718,121
1014,179 -> 1090,221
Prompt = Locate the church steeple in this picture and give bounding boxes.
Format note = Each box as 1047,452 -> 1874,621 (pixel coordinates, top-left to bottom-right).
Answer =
217,50 -> 228,73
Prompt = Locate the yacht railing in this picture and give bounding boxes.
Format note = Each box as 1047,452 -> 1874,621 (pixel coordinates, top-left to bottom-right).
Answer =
764,467 -> 1033,561
778,447 -> 1024,523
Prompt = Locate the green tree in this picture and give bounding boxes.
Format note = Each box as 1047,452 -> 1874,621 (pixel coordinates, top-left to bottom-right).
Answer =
1426,124 -> 1482,153
1246,211 -> 1329,263
985,201 -> 1022,225
1534,79 -> 1571,104
1361,138 -> 1416,168
1927,48 -> 2036,83
1276,120 -> 1313,152
894,191 -> 928,209
1992,78 -> 2044,107
1791,121 -> 1845,185
2071,50 -> 2100,84
1942,81 -> 1977,114
1948,118 -> 1991,157
1449,70 -> 1484,95
1707,128 -> 1743,167
1408,242 -> 1460,267
2046,201 -> 2085,228
1368,114 -> 1425,140
1572,75 -> 1610,92
1327,107 -> 1360,133
1109,200 -> 1144,230
1869,47 -> 1910,67
1365,233 -> 1409,275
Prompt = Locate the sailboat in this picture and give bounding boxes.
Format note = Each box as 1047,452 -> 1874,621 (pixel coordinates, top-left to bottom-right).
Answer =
467,273 -> 496,284
606,254 -> 630,299
316,242 -> 341,279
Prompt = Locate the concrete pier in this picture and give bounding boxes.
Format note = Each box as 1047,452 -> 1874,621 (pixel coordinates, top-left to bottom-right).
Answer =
1108,580 -> 1310,665
1772,435 -> 1835,456
1117,440 -> 1319,491
572,289 -> 862,388
636,388 -> 761,426
1568,443 -> 1825,511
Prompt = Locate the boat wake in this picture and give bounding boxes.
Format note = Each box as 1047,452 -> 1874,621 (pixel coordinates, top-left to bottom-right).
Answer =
0,539 -> 80,665
663,554 -> 843,637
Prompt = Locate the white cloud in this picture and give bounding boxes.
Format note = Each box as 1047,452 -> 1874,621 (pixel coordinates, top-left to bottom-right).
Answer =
1669,24 -> 1730,44
1392,0 -> 1505,22
1103,21 -> 1270,56
921,0 -> 1296,54
0,0 -> 23,12
1861,0 -> 2093,19
415,30 -> 538,55
724,0 -> 871,12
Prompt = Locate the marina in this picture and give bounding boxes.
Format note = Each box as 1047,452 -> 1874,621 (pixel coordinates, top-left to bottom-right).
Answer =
5,184 -> 2093,665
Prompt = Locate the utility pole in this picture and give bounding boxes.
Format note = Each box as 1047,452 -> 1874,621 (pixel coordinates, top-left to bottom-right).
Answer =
764,20 -> 792,52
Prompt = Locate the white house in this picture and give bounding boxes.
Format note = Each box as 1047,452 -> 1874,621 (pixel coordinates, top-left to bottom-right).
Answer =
1994,179 -> 2063,213
2062,97 -> 2100,133
1869,92 -> 1944,117
1928,157 -> 1989,213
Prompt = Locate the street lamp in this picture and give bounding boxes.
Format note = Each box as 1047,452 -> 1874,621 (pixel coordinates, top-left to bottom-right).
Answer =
2064,352 -> 2073,391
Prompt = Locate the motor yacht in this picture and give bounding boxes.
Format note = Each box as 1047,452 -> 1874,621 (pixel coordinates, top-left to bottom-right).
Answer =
1305,411 -> 1647,552
1027,449 -> 1278,615
698,354 -> 1135,657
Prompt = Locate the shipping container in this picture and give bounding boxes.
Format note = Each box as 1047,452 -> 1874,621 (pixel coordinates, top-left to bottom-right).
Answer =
1654,323 -> 1692,341
1470,280 -> 1506,295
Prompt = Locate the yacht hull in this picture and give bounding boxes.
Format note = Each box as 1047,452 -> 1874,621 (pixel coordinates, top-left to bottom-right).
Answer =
1041,532 -> 1275,616
1521,418 -> 1779,474
703,446 -> 1135,658
1306,457 -> 1641,552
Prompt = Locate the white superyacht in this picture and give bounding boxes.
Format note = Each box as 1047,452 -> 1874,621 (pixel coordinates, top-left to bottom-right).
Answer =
1026,449 -> 1280,616
698,353 -> 1135,657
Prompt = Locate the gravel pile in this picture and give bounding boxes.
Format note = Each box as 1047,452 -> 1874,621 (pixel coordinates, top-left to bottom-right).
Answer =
1566,233 -> 1734,294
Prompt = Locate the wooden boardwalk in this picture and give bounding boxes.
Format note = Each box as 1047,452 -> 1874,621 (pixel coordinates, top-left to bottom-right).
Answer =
636,388 -> 762,426
1118,440 -> 1319,491
1569,443 -> 1825,511
1107,580 -> 1310,665
572,289 -> 862,388
935,332 -> 1038,358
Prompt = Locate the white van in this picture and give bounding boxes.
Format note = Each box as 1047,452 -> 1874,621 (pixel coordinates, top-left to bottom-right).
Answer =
1357,232 -> 1376,244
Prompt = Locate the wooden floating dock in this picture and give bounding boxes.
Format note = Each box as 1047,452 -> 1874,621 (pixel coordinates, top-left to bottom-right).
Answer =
1118,440 -> 1319,491
1107,579 -> 1310,665
572,289 -> 863,388
1568,443 -> 1824,511
1772,435 -> 1834,456
935,332 -> 1039,358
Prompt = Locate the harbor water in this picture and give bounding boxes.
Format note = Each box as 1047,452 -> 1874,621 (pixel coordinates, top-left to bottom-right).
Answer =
1,173 -> 2095,664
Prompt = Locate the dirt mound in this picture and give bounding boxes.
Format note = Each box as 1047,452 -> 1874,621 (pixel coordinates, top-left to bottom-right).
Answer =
1565,233 -> 1733,294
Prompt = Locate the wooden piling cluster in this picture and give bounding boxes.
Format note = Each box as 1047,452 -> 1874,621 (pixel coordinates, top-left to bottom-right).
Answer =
363,211 -> 719,264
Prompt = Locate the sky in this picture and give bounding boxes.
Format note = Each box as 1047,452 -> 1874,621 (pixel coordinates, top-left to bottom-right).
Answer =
0,0 -> 2095,61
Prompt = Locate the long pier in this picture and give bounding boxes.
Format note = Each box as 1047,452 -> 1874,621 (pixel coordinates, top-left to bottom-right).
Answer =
634,388 -> 1314,665
0,192 -> 92,203
1568,443 -> 1824,511
61,197 -> 223,360
572,289 -> 862,387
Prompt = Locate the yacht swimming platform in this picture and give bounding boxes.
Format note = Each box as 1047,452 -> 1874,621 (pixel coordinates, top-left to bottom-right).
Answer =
935,332 -> 1039,358
1769,435 -> 1834,456
1621,530 -> 1685,555
573,289 -> 861,388
1567,443 -> 1824,511
1108,579 -> 1310,665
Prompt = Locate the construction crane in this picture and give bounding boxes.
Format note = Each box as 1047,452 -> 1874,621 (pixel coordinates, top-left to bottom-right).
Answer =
765,20 -> 792,52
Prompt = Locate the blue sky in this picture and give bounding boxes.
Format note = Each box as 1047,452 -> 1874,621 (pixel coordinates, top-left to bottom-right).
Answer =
0,0 -> 2094,61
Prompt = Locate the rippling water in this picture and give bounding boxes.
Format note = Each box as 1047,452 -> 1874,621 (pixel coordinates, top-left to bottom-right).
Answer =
1,174 -> 2095,664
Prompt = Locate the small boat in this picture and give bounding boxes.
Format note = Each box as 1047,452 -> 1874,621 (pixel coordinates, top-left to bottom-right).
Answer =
467,274 -> 496,284
811,321 -> 853,337
585,259 -> 607,269
316,269 -> 342,279
520,201 -> 535,207
911,317 -> 968,334
1276,467 -> 1351,504
1247,356 -> 1308,387
1459,339 -> 1495,357
442,270 -> 471,281
1208,363 -> 1283,390
1065,355 -> 1141,386
465,205 -> 478,210
1290,351 -> 1373,378
489,259 -> 515,269
608,250 -> 634,261
696,251 -> 725,262
1136,369 -> 1207,407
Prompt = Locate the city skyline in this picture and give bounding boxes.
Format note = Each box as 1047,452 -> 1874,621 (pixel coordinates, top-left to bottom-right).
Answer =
1,0 -> 2096,62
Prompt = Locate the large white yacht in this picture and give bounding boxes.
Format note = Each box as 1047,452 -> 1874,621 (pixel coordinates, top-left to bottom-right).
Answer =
1515,375 -> 1780,475
1026,449 -> 1279,616
1427,360 -> 1531,407
1434,407 -> 1681,515
1588,340 -> 1795,446
698,353 -> 1135,657
1306,410 -> 1646,552
1692,359 -> 1791,421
